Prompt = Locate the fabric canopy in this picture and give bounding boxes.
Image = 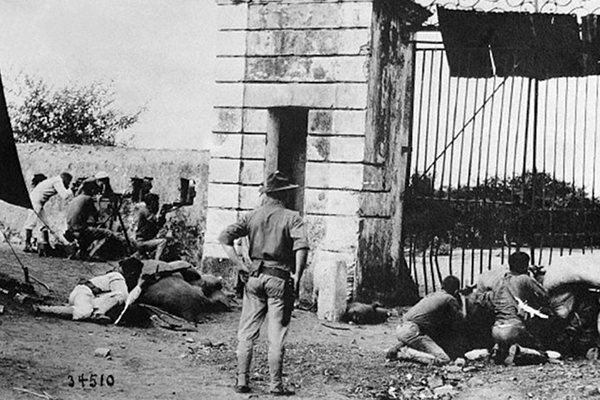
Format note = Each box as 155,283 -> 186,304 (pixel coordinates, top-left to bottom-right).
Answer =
438,7 -> 587,79
0,73 -> 32,209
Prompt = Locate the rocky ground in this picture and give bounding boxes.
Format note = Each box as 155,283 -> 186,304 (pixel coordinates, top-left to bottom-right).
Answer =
1,244 -> 600,400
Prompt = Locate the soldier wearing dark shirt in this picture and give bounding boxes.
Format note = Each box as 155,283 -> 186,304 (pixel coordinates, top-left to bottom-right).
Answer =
386,275 -> 465,364
65,179 -> 123,260
133,193 -> 168,260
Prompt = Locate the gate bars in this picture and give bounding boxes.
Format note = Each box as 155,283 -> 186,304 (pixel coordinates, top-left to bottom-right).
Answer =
405,40 -> 600,295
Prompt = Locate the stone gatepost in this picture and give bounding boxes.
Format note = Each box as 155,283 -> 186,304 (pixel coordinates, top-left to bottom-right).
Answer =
203,0 -> 429,320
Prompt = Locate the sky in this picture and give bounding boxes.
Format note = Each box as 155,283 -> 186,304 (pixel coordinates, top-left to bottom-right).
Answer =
0,0 -> 217,150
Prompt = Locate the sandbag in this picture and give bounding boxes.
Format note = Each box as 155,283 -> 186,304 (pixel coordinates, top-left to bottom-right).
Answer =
540,261 -> 600,290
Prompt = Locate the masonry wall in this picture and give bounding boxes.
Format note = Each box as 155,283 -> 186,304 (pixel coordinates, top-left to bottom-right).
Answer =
1,143 -> 209,263
206,0 -> 374,319
356,0 -> 423,305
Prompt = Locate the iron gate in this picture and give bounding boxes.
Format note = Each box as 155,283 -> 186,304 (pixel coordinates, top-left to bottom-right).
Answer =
404,37 -> 600,295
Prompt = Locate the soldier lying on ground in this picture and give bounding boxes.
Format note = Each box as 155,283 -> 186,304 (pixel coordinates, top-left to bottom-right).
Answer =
386,275 -> 466,365
33,271 -> 128,324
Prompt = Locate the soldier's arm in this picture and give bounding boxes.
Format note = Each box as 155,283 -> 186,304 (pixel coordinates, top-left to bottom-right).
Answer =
54,179 -> 73,200
292,248 -> 308,296
218,220 -> 250,273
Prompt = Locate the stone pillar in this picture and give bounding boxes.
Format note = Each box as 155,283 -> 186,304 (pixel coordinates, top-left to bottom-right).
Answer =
205,0 -> 375,320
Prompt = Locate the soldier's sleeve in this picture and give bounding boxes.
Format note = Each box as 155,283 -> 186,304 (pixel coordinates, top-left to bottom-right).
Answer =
290,213 -> 309,251
54,179 -> 73,200
527,276 -> 549,308
448,296 -> 464,322
218,214 -> 249,246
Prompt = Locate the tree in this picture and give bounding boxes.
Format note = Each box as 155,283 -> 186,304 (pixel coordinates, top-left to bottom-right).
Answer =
6,74 -> 143,146
403,172 -> 600,249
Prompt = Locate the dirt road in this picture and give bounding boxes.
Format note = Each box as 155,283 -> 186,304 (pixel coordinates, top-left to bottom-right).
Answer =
1,245 -> 600,400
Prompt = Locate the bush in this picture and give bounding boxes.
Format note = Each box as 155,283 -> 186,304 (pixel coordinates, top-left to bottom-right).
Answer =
6,74 -> 143,146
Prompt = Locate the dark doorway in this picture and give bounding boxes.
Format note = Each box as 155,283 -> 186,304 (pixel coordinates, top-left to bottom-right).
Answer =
266,107 -> 308,213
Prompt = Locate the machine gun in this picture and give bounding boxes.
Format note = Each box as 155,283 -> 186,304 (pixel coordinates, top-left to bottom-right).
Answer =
160,178 -> 197,212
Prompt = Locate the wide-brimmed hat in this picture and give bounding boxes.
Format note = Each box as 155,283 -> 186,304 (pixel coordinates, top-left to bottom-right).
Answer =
259,171 -> 299,194
95,171 -> 109,180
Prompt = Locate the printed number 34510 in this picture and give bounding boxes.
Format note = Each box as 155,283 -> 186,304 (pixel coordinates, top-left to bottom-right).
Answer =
67,374 -> 115,388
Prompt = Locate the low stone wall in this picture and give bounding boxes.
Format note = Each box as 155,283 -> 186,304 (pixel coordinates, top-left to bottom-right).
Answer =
1,143 -> 209,264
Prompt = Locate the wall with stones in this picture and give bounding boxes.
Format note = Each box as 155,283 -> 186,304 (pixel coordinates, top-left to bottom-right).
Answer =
1,143 -> 209,263
206,0 -> 374,320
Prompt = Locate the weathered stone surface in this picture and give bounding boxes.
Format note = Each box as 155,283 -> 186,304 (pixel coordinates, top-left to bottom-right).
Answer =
305,162 -> 364,190
216,31 -> 246,57
215,57 -> 246,82
312,252 -> 349,322
204,208 -> 239,244
332,109 -> 366,135
358,191 -> 392,217
246,56 -> 367,82
241,134 -> 266,159
239,185 -> 262,209
319,215 -> 360,253
240,159 -> 264,184
202,242 -> 227,258
244,83 -> 335,108
214,83 -> 244,107
207,183 -> 240,209
213,108 -> 242,133
308,110 -> 333,134
243,109 -> 268,133
209,158 -> 241,183
248,2 -> 372,29
209,133 -> 242,159
335,83 -> 368,109
304,189 -> 360,216
362,164 -> 386,191
217,3 -> 248,30
247,29 -> 371,56
307,136 -> 365,162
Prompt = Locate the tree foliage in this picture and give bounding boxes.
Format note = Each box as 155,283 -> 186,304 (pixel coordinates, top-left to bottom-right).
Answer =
403,172 -> 600,249
6,74 -> 143,146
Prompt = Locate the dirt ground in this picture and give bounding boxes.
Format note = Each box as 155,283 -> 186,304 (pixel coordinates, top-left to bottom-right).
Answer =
1,244 -> 600,400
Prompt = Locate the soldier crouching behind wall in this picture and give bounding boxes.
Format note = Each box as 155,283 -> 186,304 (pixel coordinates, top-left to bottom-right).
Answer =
64,178 -> 126,261
386,275 -> 466,365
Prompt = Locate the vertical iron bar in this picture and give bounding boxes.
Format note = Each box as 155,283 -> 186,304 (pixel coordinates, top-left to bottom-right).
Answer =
467,78 -> 481,189
414,49 -> 427,176
495,75 -> 507,180
424,50 -> 436,176
448,76 -> 461,194
432,50 -> 445,191
594,75 -> 599,202
476,78 -> 489,191
448,231 -> 453,277
429,237 -> 437,292
422,245 -> 429,295
440,51 -> 453,193
457,77 -> 471,195
485,75 -> 498,184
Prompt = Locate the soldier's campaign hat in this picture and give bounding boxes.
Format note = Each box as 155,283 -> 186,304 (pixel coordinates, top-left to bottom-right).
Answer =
95,171 -> 109,180
260,171 -> 299,194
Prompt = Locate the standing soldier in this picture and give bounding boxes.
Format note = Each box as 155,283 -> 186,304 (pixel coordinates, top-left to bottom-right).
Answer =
218,171 -> 309,396
23,172 -> 73,253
